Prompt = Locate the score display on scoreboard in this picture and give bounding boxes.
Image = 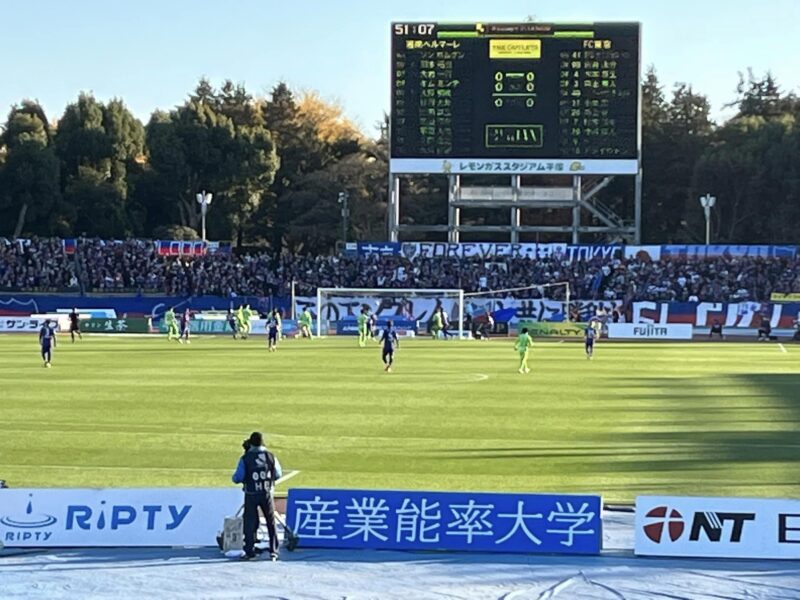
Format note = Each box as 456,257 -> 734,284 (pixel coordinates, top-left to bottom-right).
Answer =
390,22 -> 640,175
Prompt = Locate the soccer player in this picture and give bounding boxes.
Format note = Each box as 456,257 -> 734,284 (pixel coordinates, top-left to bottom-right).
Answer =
39,319 -> 57,368
227,308 -> 238,339
179,308 -> 191,344
357,308 -> 369,347
709,319 -> 724,340
242,304 -> 253,338
590,313 -> 603,342
367,309 -> 378,342
584,325 -> 596,359
165,307 -> 179,341
298,308 -> 313,338
68,308 -> 82,343
514,327 -> 533,374
380,320 -> 399,372
235,305 -> 246,339
430,309 -> 443,340
267,309 -> 281,352
440,308 -> 454,339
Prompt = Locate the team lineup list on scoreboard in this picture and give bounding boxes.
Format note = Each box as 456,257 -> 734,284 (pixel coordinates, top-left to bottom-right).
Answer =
390,22 -> 640,174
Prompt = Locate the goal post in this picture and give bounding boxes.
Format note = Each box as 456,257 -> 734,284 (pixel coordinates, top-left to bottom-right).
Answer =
315,287 -> 465,338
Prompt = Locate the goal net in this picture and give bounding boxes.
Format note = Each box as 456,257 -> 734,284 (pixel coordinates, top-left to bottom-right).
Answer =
463,281 -> 572,324
315,287 -> 465,338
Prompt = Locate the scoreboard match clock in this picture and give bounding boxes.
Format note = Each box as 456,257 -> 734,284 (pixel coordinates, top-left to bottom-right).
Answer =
390,22 -> 640,175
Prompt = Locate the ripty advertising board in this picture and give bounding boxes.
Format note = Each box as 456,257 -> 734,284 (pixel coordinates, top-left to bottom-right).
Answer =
635,495 -> 800,559
0,488 -> 241,547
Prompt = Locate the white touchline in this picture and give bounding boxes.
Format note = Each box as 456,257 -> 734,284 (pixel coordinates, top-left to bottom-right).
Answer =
779,343 -> 787,353
276,470 -> 301,485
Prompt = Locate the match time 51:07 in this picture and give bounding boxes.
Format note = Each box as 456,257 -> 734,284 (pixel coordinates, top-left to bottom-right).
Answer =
393,23 -> 435,36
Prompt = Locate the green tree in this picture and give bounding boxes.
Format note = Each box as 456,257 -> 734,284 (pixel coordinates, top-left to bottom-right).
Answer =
0,102 -> 63,237
145,80 -> 278,244
53,93 -> 145,237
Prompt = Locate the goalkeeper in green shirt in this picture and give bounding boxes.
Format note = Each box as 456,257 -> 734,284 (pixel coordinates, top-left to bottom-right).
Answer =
165,308 -> 179,341
514,327 -> 533,374
357,308 -> 369,347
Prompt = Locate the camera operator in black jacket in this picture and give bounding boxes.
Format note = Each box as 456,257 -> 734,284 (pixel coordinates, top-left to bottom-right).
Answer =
231,432 -> 283,560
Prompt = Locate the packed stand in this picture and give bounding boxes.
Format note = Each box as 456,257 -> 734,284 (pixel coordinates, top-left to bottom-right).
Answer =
1,238 -> 799,302
0,238 -> 79,292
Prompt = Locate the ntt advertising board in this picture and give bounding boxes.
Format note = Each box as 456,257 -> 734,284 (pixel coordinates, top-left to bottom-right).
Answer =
607,323 -> 693,340
635,495 -> 800,559
0,488 -> 241,547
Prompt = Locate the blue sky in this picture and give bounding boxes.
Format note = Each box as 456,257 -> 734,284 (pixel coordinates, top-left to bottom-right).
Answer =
1,0 -> 798,134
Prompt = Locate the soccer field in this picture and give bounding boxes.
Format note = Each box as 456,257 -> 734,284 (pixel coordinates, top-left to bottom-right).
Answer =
1,334 -> 798,504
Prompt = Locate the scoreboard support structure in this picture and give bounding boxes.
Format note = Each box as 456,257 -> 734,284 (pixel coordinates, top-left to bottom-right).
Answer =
389,21 -> 642,244
387,171 -> 642,244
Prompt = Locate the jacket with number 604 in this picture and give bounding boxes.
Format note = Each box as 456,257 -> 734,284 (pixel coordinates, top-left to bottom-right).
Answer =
232,446 -> 283,494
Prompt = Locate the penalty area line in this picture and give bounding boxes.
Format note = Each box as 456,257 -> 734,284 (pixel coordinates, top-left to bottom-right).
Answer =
473,373 -> 489,382
276,470 -> 300,485
779,343 -> 788,353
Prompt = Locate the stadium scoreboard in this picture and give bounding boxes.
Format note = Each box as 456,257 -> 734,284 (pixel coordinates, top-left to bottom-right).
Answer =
390,22 -> 640,175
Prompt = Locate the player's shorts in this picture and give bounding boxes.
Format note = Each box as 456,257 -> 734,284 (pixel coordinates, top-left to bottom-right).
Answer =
228,320 -> 237,331
382,349 -> 394,363
41,342 -> 51,353
585,339 -> 594,348
70,324 -> 80,332
268,328 -> 278,341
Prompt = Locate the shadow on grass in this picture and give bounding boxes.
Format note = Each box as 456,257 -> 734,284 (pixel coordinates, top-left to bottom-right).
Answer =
424,374 -> 800,497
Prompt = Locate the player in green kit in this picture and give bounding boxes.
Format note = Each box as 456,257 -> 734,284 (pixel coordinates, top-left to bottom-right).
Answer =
514,327 -> 533,374
430,310 -> 442,340
357,308 -> 369,347
165,307 -> 179,341
242,304 -> 253,338
235,306 -> 245,339
298,308 -> 313,338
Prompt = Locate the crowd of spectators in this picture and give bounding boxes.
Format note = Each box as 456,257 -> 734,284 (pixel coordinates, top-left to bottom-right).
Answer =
0,238 -> 79,292
1,237 -> 799,303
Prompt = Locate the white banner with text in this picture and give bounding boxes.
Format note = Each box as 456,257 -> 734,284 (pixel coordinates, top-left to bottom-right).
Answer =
0,488 -> 242,547
636,495 -> 800,560
607,323 -> 693,340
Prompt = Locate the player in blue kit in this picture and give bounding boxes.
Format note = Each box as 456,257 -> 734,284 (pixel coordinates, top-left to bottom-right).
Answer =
585,325 -> 596,359
380,320 -> 400,372
267,309 -> 281,352
39,319 -> 57,367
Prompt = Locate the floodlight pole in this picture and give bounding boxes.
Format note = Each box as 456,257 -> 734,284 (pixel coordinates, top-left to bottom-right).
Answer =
196,190 -> 213,242
699,193 -> 716,245
338,191 -> 350,244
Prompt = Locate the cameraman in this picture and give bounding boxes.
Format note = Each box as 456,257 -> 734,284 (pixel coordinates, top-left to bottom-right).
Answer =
232,432 -> 283,560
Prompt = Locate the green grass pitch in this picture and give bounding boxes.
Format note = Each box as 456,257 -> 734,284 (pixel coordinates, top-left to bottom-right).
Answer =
1,334 -> 798,504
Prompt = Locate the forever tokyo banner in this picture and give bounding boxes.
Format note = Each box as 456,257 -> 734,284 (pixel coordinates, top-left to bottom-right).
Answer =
357,242 -> 622,262
0,488 -> 241,547
286,488 -> 601,554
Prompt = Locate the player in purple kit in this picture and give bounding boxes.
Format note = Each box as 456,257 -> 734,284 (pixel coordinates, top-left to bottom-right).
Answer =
179,308 -> 191,344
